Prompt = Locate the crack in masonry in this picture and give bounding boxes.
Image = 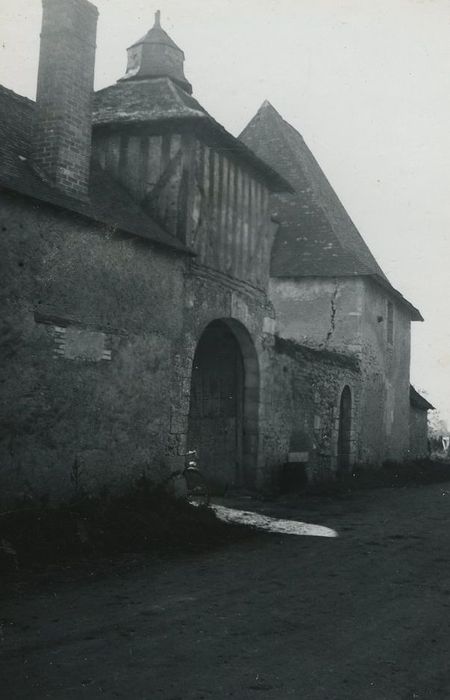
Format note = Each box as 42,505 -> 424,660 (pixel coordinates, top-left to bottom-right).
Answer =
325,281 -> 339,345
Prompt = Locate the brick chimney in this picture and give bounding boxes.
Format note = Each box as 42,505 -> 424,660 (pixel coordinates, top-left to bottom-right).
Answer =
32,0 -> 99,200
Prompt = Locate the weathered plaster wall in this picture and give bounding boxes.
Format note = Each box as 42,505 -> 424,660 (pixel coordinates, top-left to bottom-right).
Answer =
269,275 -> 413,468
359,279 -> 411,464
175,270 -> 360,490
0,188 -> 284,504
409,407 -> 429,459
269,277 -> 363,475
0,192 -> 413,506
269,277 -> 364,355
0,190 -> 187,507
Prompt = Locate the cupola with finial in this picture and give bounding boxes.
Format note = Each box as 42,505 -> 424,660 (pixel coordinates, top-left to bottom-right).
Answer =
119,10 -> 192,94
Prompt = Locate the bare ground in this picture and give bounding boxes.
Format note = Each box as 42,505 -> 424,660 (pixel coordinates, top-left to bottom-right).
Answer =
2,482 -> 450,699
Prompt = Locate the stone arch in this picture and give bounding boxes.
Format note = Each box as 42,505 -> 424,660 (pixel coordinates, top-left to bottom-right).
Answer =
337,385 -> 352,473
187,318 -> 260,490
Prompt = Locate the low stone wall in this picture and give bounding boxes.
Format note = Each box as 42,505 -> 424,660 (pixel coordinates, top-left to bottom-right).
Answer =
261,336 -> 361,487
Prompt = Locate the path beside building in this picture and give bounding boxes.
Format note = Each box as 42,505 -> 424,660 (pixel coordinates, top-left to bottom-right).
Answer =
3,483 -> 450,699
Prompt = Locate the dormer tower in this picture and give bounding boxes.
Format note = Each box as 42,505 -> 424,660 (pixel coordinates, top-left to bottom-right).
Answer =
119,10 -> 192,94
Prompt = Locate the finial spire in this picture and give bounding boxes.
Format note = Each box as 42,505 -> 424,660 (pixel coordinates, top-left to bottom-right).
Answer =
155,10 -> 161,27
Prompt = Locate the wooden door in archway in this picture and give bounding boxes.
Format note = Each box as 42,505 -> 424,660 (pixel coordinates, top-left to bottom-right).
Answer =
187,321 -> 244,489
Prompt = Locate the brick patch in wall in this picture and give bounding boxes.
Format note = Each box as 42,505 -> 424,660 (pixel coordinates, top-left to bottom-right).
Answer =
52,326 -> 112,362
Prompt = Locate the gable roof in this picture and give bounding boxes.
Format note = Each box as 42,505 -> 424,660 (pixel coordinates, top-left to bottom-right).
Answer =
410,385 -> 434,412
240,101 -> 422,320
93,79 -> 292,194
0,84 -> 188,253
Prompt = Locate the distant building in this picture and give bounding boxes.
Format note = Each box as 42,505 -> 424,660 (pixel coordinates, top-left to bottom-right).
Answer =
0,0 -> 430,506
409,387 -> 434,459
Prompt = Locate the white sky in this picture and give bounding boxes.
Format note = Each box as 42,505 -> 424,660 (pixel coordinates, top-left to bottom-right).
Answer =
1,0 -> 449,424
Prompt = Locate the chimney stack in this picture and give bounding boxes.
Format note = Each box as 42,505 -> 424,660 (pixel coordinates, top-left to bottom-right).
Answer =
32,0 -> 99,200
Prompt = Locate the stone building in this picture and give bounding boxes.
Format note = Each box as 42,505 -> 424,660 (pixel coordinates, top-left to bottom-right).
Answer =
240,102 -> 427,467
0,0 -> 431,507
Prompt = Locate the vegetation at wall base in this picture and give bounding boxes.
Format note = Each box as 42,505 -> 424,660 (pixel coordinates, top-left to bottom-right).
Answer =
0,478 -> 254,576
302,459 -> 450,496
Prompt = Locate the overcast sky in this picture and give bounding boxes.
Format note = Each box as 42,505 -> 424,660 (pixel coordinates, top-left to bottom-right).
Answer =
1,0 -> 449,425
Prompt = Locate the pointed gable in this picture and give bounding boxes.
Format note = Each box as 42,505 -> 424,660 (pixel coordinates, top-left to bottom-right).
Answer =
239,101 -> 422,320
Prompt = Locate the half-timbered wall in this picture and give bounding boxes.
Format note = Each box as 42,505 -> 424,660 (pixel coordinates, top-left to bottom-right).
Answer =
188,141 -> 272,290
92,128 -> 274,290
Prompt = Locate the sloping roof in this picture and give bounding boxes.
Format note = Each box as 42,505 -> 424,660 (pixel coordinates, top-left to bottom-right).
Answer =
240,101 -> 422,320
94,77 -> 205,124
93,79 -> 292,194
0,84 -> 188,253
410,385 -> 434,411
0,84 -> 34,179
130,19 -> 183,53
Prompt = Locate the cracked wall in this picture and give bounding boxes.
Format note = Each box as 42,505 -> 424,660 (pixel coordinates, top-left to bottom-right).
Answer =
269,275 -> 412,467
269,277 -> 364,355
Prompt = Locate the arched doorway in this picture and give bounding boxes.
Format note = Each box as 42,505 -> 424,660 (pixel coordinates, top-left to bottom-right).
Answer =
337,386 -> 352,473
187,319 -> 259,490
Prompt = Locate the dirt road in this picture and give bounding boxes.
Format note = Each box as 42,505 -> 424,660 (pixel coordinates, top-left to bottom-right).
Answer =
2,483 -> 450,699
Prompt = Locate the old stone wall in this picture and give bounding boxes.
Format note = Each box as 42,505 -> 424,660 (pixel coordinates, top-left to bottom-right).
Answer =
0,188 -> 286,505
260,336 -> 361,485
359,279 -> 411,464
269,275 -> 413,468
0,190 -> 414,506
0,190 -> 187,507
268,277 -> 363,474
269,277 -> 365,355
170,262 -> 272,488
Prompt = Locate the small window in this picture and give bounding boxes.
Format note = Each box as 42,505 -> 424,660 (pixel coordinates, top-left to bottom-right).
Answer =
387,301 -> 394,345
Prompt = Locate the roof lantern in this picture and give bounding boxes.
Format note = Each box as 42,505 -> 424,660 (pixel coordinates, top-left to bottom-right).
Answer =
119,10 -> 192,94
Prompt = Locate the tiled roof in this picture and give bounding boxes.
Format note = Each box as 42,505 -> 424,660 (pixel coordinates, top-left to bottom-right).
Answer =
93,77 -> 205,124
240,101 -> 422,320
93,79 -> 292,194
130,21 -> 183,53
0,85 -> 34,178
410,385 -> 434,411
0,84 -> 188,253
